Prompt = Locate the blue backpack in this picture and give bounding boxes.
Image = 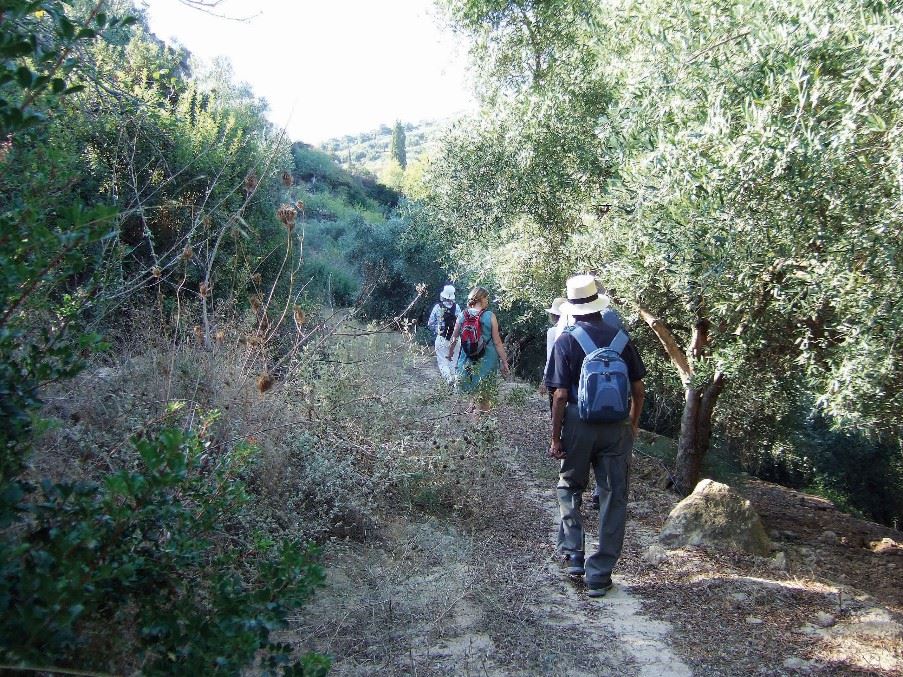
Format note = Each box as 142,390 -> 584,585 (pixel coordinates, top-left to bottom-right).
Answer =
565,325 -> 631,423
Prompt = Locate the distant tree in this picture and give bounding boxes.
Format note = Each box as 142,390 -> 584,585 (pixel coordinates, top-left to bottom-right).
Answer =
379,158 -> 405,190
390,121 -> 407,168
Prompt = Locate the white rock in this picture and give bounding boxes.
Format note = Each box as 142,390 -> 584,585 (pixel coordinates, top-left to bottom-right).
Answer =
731,592 -> 750,602
815,612 -> 836,628
769,552 -> 787,570
644,544 -> 669,566
819,530 -> 838,544
783,657 -> 812,672
659,480 -> 771,555
745,616 -> 763,624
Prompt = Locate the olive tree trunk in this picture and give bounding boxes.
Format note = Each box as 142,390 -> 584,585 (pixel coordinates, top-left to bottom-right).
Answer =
639,308 -> 725,496
674,374 -> 725,495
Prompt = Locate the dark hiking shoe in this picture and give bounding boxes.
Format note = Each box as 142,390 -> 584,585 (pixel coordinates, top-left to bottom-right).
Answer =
586,576 -> 613,597
563,553 -> 585,576
590,494 -> 600,510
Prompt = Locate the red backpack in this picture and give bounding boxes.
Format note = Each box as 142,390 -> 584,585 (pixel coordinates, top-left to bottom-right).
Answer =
459,309 -> 487,360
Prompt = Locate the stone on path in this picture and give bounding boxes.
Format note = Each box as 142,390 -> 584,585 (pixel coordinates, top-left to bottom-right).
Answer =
659,479 -> 771,555
643,544 -> 668,566
815,612 -> 836,628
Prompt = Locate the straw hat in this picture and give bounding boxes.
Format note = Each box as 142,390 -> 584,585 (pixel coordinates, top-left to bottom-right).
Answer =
544,297 -> 567,315
439,284 -> 456,300
559,275 -> 611,316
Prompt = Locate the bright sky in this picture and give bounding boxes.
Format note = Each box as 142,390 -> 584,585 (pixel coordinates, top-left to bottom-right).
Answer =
144,0 -> 475,144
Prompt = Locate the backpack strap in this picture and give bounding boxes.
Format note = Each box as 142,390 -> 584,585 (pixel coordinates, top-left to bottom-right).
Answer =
565,325 -> 598,356
607,330 -> 629,355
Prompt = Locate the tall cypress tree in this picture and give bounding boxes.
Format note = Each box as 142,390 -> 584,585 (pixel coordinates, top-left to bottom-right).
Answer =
390,121 -> 407,169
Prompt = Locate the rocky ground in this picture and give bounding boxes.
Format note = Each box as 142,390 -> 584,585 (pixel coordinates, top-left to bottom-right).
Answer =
287,332 -> 903,676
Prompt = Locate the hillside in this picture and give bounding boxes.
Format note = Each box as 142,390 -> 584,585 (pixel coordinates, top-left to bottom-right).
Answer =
318,119 -> 448,174
287,142 -> 450,320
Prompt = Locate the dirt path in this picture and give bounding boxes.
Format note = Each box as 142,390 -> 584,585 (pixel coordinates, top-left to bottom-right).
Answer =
288,335 -> 693,675
505,454 -> 692,677
287,332 -> 903,675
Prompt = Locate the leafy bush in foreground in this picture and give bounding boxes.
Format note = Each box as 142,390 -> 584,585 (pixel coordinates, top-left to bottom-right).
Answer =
0,426 -> 327,674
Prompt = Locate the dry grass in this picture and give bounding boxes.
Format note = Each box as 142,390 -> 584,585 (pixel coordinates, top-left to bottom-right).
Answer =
30,314 -> 903,675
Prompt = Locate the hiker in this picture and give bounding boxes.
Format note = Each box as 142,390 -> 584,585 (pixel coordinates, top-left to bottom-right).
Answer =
447,286 -> 510,413
544,274 -> 646,597
593,283 -> 627,511
427,284 -> 463,383
541,297 -> 568,405
545,294 -> 603,511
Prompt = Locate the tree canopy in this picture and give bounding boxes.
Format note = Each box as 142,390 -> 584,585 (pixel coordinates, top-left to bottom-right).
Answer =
426,0 -> 903,507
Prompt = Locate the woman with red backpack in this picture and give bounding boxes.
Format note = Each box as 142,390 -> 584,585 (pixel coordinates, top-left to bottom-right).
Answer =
446,286 -> 510,413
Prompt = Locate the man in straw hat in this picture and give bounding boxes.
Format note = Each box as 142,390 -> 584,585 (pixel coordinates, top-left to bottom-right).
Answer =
544,274 -> 646,597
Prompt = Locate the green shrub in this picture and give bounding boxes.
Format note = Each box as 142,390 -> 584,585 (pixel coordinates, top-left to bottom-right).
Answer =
302,256 -> 357,307
0,426 -> 327,674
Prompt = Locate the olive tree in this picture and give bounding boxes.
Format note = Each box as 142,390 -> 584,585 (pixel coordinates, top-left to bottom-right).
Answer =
432,0 -> 903,494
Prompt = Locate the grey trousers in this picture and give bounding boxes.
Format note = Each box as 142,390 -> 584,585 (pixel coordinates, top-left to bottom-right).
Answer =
557,405 -> 633,583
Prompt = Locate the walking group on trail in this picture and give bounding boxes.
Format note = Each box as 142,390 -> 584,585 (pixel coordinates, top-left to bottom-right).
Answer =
427,284 -> 510,415
428,274 -> 647,598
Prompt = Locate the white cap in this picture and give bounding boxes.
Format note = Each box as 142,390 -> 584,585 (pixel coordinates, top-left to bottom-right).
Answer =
544,297 -> 567,315
440,285 -> 456,300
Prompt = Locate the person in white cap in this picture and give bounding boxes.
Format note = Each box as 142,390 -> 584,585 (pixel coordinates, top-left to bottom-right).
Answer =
540,297 -> 568,403
427,284 -> 463,383
544,274 -> 646,597
544,297 -> 568,376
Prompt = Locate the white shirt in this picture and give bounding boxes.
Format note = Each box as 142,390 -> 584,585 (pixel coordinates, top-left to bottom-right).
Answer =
545,314 -> 573,374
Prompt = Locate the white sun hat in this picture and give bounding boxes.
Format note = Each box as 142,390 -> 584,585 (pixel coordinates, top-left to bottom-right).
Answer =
544,297 -> 567,315
559,275 -> 611,316
440,284 -> 456,300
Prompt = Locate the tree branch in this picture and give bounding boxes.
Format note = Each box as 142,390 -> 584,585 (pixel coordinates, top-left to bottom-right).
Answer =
638,306 -> 692,385
690,318 -> 709,360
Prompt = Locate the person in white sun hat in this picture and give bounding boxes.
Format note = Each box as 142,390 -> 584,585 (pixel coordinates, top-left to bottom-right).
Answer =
541,297 -> 568,404
427,284 -> 463,383
544,274 -> 646,598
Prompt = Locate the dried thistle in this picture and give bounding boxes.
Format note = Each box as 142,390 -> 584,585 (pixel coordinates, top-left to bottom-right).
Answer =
214,329 -> 225,344
276,204 -> 296,230
415,282 -> 428,296
192,325 -> 204,344
181,246 -> 193,261
151,266 -> 162,278
199,281 -> 211,298
256,372 -> 274,393
244,172 -> 258,193
295,199 -> 305,215
293,305 -> 306,329
251,272 -> 262,287
248,334 -> 264,347
281,170 -> 293,187
250,294 -> 262,312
